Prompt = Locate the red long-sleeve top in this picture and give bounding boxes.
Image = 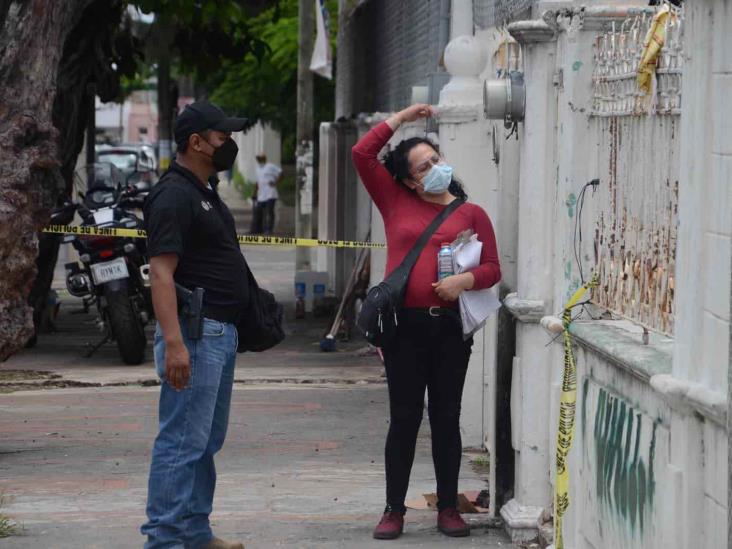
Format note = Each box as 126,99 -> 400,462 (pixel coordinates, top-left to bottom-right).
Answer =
352,121 -> 501,308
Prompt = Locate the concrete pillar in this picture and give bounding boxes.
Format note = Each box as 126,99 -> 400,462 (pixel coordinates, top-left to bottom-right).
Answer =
674,1 -> 731,546
674,0 -> 731,395
437,27 -> 499,483
500,18 -> 558,543
451,0 -> 473,38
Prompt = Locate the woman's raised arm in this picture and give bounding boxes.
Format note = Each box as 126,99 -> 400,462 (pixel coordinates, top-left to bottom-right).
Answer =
351,104 -> 433,213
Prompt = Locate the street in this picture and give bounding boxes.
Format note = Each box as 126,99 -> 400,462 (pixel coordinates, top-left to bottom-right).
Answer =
0,384 -> 511,548
0,186 -> 513,549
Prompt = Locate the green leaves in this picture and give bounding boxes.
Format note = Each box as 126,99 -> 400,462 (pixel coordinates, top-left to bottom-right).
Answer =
132,0 -> 277,78
208,0 -> 337,160
125,0 -> 336,161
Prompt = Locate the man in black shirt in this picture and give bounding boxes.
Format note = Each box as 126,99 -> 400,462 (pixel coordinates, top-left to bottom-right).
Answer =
141,101 -> 248,549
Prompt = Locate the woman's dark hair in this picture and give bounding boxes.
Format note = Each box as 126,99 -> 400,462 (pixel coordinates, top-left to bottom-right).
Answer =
382,137 -> 468,201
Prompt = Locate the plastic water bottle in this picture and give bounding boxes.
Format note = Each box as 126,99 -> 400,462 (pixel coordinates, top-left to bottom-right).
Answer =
438,243 -> 454,280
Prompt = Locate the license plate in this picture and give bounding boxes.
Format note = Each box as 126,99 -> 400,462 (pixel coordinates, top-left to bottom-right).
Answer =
90,257 -> 129,285
92,207 -> 114,225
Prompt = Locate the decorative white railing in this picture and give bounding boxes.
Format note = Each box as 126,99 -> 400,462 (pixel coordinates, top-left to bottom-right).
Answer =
587,9 -> 684,334
591,10 -> 684,117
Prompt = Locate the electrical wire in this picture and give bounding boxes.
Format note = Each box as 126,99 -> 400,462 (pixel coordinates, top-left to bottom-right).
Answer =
572,178 -> 601,320
573,179 -> 599,283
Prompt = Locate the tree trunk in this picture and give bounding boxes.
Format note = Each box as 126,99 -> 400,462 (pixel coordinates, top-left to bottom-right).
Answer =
0,0 -> 99,360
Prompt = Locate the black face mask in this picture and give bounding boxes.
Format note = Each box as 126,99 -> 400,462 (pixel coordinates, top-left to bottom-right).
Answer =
204,137 -> 238,172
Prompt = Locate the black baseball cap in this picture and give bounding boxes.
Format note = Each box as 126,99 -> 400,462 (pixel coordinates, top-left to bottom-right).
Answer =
174,100 -> 248,146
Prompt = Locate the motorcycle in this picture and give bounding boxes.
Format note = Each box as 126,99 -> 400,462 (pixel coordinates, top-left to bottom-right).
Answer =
59,163 -> 153,365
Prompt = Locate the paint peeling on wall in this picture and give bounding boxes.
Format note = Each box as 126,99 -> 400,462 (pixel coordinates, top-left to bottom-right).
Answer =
591,115 -> 679,335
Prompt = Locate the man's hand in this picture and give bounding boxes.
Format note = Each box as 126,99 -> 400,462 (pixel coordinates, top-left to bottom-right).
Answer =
150,253 -> 189,390
432,273 -> 475,302
165,339 -> 190,391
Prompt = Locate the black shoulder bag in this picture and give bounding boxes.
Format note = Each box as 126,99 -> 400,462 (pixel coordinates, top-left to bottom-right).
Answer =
236,267 -> 285,352
356,198 -> 464,348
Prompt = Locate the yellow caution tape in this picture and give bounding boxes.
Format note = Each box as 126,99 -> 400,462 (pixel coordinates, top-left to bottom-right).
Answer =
637,4 -> 673,96
43,224 -> 147,239
554,273 -> 599,549
41,224 -> 386,249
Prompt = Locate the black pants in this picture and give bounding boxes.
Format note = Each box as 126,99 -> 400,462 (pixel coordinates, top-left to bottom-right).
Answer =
257,199 -> 276,234
250,200 -> 262,234
250,199 -> 276,234
381,309 -> 472,513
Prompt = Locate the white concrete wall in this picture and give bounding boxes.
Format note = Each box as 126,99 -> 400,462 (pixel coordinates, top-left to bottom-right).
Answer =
501,26 -> 560,530
503,2 -> 729,547
672,0 -> 731,546
569,344 -> 674,549
235,121 -> 281,183
674,0 -> 731,397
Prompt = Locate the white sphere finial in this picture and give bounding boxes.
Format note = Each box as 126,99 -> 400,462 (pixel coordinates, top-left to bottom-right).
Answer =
444,35 -> 487,78
440,35 -> 488,106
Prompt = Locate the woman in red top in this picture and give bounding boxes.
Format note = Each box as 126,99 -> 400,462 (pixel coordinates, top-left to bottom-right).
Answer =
352,104 -> 501,540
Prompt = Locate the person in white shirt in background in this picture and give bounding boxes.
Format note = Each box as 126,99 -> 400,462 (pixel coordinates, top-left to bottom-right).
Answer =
254,153 -> 282,235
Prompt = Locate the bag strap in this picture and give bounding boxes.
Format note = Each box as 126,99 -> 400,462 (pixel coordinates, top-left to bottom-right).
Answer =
387,198 -> 465,293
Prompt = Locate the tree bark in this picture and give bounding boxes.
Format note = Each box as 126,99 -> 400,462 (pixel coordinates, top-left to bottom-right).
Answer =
0,0 -> 100,360
26,1 -> 131,350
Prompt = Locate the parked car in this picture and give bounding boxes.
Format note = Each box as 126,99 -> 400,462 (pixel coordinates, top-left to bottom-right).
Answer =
96,144 -> 158,184
121,143 -> 158,172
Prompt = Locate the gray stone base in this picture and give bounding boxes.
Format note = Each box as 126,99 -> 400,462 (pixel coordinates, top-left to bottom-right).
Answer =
499,498 -> 543,543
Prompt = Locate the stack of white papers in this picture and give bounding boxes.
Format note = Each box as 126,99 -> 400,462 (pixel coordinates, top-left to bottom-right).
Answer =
452,232 -> 502,337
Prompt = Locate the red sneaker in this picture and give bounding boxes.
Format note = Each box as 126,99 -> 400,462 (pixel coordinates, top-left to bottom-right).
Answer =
437,507 -> 470,537
373,511 -> 404,540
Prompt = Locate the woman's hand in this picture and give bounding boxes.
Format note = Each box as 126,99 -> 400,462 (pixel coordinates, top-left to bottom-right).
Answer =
432,273 -> 475,302
386,104 -> 434,130
399,104 -> 433,123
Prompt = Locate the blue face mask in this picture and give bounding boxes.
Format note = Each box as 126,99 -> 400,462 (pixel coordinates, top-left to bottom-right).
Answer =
420,163 -> 453,194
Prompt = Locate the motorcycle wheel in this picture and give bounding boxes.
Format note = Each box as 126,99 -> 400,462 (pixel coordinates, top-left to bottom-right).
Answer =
105,287 -> 147,365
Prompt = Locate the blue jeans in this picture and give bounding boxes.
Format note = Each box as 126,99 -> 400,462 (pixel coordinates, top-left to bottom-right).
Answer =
141,318 -> 238,549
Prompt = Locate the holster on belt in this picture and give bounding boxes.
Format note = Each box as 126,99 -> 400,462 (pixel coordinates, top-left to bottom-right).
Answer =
175,283 -> 204,340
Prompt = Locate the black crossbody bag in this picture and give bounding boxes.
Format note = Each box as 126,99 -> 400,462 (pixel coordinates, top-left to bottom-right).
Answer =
356,198 -> 464,348
236,267 -> 285,352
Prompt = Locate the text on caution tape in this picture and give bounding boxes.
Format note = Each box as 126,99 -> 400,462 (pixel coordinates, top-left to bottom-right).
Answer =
41,224 -> 386,249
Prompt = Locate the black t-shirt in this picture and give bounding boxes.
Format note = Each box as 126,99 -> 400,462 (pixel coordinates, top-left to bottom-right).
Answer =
144,162 -> 249,307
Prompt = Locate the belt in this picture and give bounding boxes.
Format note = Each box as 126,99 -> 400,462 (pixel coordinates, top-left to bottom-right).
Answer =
201,304 -> 240,324
403,307 -> 460,319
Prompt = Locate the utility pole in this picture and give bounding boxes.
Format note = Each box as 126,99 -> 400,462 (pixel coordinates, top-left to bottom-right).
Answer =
154,20 -> 174,171
296,0 -> 315,271
157,52 -> 172,171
